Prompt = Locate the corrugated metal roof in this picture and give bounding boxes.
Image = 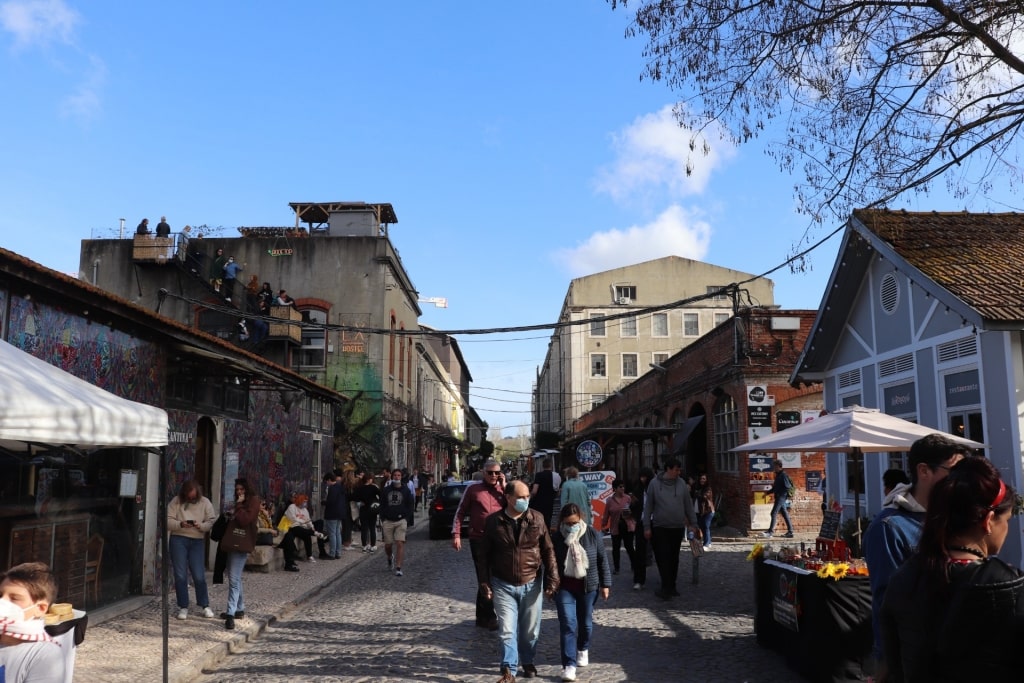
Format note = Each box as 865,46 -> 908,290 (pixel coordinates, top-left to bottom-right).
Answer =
853,209 -> 1024,322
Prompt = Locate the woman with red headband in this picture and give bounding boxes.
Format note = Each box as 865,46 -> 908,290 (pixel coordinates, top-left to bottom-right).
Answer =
880,456 -> 1022,681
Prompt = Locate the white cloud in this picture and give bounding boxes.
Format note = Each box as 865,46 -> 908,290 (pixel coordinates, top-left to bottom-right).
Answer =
0,0 -> 79,49
553,205 -> 712,276
594,105 -> 734,203
60,53 -> 105,122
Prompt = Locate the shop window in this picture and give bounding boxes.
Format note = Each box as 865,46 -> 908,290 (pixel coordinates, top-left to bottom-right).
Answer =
713,395 -> 739,472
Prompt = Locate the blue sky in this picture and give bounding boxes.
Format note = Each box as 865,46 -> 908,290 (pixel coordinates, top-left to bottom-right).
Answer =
0,1 -> 1010,439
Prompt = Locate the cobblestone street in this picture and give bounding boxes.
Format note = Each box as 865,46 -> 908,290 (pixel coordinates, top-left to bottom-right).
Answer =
192,524 -> 795,682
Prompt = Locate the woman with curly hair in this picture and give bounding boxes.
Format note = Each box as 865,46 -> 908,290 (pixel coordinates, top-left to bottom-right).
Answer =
881,456 -> 1022,681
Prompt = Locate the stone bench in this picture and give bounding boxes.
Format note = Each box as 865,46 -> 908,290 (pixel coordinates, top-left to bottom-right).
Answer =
244,528 -> 311,572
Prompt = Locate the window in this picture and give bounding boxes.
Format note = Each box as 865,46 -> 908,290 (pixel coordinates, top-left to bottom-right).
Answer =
620,315 -> 637,337
713,395 -> 739,472
653,352 -> 669,366
398,324 -> 406,383
591,394 -> 607,409
714,312 -> 730,327
590,354 -> 606,377
707,285 -> 730,301
622,353 -> 638,377
652,313 -> 668,337
589,313 -> 606,337
299,308 -> 327,367
615,285 -> 637,302
388,314 -> 396,376
683,312 -> 700,336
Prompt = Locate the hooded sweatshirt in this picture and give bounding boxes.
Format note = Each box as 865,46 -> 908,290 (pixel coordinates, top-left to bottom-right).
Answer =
641,473 -> 697,531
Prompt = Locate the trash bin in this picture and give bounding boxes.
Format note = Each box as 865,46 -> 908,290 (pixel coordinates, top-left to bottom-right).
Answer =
44,609 -> 87,683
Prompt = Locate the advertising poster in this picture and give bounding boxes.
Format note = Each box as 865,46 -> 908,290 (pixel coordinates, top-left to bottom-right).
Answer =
751,504 -> 773,530
579,470 -> 616,528
223,450 -> 239,505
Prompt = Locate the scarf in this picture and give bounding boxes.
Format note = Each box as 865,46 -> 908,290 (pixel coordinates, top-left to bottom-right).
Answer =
0,616 -> 54,643
561,524 -> 589,579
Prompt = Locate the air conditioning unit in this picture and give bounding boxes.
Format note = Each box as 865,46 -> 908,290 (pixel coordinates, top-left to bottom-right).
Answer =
616,297 -> 631,305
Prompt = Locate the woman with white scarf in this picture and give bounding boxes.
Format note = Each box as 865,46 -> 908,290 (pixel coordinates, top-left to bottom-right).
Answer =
550,503 -> 612,682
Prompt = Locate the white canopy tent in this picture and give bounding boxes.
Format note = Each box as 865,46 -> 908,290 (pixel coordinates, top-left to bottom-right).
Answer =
0,338 -> 168,452
729,406 -> 983,455
731,405 -> 985,523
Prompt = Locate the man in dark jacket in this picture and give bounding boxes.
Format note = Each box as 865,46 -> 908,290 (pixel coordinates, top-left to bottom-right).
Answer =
379,469 -> 415,576
763,460 -> 795,538
322,473 -> 347,559
476,480 -> 559,683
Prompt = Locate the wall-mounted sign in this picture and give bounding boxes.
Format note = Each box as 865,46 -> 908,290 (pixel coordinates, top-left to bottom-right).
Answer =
776,411 -> 801,430
576,440 -> 603,468
883,382 -> 917,415
944,369 -> 980,407
748,405 -> 772,427
268,248 -> 294,256
747,385 -> 775,406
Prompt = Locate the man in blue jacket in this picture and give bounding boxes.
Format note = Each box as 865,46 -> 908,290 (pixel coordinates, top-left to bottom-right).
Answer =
863,434 -> 968,668
762,460 -> 795,538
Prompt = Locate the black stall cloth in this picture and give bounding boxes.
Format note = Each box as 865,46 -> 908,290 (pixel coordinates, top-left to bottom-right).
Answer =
754,558 -> 872,682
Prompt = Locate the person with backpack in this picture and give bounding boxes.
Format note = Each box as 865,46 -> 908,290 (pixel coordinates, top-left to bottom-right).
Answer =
762,460 -> 795,538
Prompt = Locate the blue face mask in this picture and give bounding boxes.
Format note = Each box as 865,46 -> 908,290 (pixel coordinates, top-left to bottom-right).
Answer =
562,522 -> 583,536
513,498 -> 529,513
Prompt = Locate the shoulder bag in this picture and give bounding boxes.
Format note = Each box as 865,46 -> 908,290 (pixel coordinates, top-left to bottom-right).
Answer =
219,518 -> 256,553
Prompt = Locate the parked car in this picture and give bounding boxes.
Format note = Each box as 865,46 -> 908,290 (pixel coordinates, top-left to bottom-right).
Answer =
428,481 -> 474,540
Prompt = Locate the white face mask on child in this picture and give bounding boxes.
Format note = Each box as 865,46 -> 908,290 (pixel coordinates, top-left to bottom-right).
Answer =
0,597 -> 49,642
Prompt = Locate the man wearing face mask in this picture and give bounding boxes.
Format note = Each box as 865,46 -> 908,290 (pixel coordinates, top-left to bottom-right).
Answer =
0,562 -> 65,683
379,469 -> 415,577
476,480 -> 559,683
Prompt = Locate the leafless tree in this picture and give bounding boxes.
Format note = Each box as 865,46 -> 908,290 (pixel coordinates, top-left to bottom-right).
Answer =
610,0 -> 1024,231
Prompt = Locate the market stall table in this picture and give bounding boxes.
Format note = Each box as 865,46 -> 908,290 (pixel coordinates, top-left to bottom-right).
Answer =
754,557 -> 872,682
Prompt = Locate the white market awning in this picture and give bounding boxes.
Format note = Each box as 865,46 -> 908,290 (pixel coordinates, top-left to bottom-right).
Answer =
0,339 -> 169,451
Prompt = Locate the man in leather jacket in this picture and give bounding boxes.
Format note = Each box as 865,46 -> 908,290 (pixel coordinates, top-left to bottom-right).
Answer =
475,480 -> 559,683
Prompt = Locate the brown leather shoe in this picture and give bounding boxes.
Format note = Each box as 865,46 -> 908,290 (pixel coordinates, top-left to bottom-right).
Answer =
521,663 -> 537,678
497,667 -> 516,683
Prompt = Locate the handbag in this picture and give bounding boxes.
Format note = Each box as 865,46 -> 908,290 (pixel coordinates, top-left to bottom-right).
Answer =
219,518 -> 256,553
210,514 -> 229,542
277,516 -> 292,533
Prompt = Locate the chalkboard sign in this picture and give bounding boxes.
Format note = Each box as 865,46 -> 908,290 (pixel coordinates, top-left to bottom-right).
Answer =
818,510 -> 842,541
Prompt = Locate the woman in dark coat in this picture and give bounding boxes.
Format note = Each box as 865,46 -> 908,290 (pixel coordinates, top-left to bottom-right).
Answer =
881,456 -> 1023,682
550,503 -> 612,682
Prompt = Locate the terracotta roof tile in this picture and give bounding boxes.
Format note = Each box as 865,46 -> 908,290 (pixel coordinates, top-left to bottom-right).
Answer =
853,209 -> 1024,322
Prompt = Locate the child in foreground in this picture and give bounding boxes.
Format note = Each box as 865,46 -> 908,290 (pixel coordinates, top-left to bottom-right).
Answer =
0,562 -> 65,683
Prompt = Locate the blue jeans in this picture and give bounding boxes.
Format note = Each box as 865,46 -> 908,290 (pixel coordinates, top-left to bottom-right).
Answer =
170,535 -> 209,609
490,576 -> 543,673
325,518 -> 342,557
768,497 -> 793,534
225,551 -> 247,616
554,588 -> 597,667
698,512 -> 714,547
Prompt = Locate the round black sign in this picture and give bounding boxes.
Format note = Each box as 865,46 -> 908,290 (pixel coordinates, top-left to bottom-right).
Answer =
749,386 -> 766,403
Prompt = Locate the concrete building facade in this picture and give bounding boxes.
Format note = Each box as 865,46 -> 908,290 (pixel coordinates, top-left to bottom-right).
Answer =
79,202 -> 475,478
534,256 -> 775,438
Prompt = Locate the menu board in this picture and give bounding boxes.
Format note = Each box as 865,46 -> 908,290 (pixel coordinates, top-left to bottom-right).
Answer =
818,510 -> 842,541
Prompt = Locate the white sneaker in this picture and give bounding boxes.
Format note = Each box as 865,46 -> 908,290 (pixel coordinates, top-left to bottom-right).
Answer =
395,568 -> 403,577
201,607 -> 215,619
632,583 -> 641,590
308,555 -> 316,563
362,545 -> 369,553
561,665 -> 577,681
369,545 -> 377,553
176,608 -> 188,620
577,650 -> 589,667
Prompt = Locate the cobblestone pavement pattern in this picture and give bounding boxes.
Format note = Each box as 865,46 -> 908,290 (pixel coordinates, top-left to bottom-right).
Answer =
183,524 -> 798,683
